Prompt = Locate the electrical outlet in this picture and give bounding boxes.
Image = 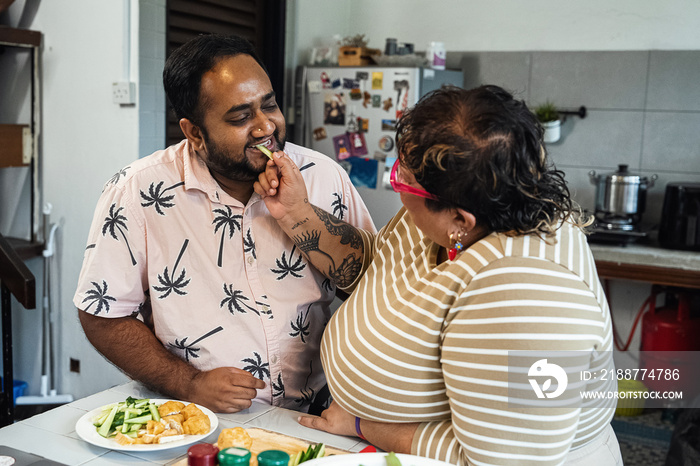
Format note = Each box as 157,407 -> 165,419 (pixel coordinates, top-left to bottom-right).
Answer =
112,81 -> 136,105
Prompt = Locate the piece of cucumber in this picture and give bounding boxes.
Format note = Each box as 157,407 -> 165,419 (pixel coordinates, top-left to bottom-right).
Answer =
256,144 -> 274,160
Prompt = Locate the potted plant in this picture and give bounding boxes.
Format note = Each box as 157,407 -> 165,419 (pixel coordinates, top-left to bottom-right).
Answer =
534,101 -> 561,143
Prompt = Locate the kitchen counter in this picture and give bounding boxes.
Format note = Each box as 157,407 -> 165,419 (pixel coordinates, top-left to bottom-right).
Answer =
0,381 -> 369,465
590,242 -> 700,288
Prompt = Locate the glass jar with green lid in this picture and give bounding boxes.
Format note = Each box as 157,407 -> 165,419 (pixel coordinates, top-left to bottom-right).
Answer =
257,450 -> 290,466
218,447 -> 252,466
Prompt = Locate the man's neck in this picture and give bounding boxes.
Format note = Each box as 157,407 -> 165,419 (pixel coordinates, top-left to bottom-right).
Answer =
210,171 -> 254,205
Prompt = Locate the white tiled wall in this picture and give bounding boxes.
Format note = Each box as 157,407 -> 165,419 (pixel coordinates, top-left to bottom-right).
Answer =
460,50 -> 700,231
138,0 -> 166,158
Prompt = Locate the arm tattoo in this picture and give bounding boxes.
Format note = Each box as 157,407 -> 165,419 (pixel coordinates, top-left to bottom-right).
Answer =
329,253 -> 363,288
291,217 -> 309,230
311,205 -> 362,249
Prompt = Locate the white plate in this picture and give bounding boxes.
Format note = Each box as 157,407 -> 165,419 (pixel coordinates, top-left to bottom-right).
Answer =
302,453 -> 453,466
75,398 -> 218,451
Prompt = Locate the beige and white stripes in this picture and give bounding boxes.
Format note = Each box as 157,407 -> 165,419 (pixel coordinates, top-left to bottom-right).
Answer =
321,208 -> 615,465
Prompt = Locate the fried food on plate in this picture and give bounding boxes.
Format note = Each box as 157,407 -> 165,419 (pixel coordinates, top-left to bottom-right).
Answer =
181,402 -> 205,420
158,400 -> 186,417
183,414 -> 211,435
217,427 -> 253,450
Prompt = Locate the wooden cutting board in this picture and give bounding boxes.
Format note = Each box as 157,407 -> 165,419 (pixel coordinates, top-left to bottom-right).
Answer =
171,427 -> 349,466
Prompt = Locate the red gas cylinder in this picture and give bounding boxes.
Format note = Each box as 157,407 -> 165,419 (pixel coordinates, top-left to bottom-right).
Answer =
640,288 -> 700,394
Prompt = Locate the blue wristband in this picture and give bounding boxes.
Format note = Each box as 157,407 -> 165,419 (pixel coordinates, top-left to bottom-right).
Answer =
355,416 -> 366,440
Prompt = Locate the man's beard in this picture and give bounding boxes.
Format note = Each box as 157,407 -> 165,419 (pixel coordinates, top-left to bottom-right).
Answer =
203,130 -> 286,182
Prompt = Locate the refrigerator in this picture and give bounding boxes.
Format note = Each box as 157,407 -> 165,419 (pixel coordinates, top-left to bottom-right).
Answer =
293,65 -> 463,228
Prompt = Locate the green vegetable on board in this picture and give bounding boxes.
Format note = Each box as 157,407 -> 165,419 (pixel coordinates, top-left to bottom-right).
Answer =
289,443 -> 327,466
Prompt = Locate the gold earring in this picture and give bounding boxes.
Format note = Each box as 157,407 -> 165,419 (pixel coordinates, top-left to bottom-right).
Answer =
448,231 -> 466,261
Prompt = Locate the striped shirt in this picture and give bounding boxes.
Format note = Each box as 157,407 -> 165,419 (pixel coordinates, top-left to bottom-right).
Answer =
321,207 -> 616,465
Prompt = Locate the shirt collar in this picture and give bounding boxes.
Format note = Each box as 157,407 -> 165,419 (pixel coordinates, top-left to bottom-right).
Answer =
182,140 -> 259,207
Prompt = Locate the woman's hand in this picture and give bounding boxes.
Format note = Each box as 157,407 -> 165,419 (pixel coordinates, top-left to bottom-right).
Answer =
297,401 -> 357,437
254,151 -> 314,226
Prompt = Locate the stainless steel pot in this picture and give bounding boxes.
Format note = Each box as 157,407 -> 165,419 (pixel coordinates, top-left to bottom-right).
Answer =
588,164 -> 657,222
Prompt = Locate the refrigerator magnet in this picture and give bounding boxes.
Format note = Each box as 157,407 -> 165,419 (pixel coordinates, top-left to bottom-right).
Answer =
331,78 -> 341,88
394,79 -> 410,120
379,135 -> 394,151
343,78 -> 359,89
348,132 -> 368,157
307,81 -> 322,93
324,94 -> 346,125
333,133 -> 352,160
350,88 -> 362,100
358,117 -> 369,132
373,151 -> 387,162
372,95 -> 381,108
383,97 -> 393,112
356,71 -> 369,81
313,127 -> 327,141
362,91 -> 372,108
320,72 -> 331,89
345,157 -> 378,189
381,120 -> 397,132
372,72 -> 383,90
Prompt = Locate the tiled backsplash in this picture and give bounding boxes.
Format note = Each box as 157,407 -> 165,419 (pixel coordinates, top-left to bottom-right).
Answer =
455,50 -> 700,231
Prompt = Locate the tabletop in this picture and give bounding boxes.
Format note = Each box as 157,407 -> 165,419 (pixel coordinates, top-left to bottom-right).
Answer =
0,381 -> 370,465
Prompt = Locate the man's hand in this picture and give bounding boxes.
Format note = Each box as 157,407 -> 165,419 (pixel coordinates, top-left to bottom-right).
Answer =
188,367 -> 266,413
78,311 -> 265,414
254,151 -> 313,226
297,400 -> 356,437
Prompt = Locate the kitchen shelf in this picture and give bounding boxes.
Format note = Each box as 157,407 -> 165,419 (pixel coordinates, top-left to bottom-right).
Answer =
0,26 -> 41,48
591,243 -> 700,289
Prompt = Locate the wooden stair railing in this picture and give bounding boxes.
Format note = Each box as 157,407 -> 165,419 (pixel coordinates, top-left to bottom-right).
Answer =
0,232 -> 36,427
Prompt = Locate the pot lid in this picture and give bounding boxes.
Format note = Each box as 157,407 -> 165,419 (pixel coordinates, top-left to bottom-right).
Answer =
607,164 -> 646,182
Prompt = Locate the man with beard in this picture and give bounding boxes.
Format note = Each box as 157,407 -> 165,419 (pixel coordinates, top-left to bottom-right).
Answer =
74,34 -> 375,413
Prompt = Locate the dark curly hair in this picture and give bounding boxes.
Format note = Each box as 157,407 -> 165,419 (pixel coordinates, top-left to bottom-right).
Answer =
396,84 -> 590,237
163,34 -> 266,127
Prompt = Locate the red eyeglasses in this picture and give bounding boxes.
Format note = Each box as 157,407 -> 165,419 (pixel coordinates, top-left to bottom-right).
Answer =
389,158 -> 440,201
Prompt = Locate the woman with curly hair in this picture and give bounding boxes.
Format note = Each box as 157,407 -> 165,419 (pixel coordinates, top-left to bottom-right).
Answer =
255,85 -> 621,465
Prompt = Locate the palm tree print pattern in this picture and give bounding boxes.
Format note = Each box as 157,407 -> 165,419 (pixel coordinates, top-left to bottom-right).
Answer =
242,352 -> 270,380
140,181 -> 184,215
81,280 -> 117,315
271,373 -> 285,399
168,326 -> 224,361
220,284 -> 258,314
331,192 -> 348,220
153,239 -> 191,299
271,245 -> 306,280
213,206 -> 243,267
295,360 -> 315,407
289,304 -> 311,343
102,203 -> 137,266
243,228 -> 256,259
107,167 -> 130,186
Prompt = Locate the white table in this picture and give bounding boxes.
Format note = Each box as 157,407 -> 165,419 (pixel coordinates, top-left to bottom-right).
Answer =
0,381 -> 369,465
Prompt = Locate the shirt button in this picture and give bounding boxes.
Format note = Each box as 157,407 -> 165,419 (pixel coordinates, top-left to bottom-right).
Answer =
270,355 -> 278,364
247,256 -> 254,265
262,305 -> 270,312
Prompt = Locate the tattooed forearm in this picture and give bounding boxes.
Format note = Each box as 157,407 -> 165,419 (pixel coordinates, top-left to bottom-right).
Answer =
291,217 -> 309,230
311,205 -> 363,249
328,253 -> 363,288
293,230 -> 322,254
